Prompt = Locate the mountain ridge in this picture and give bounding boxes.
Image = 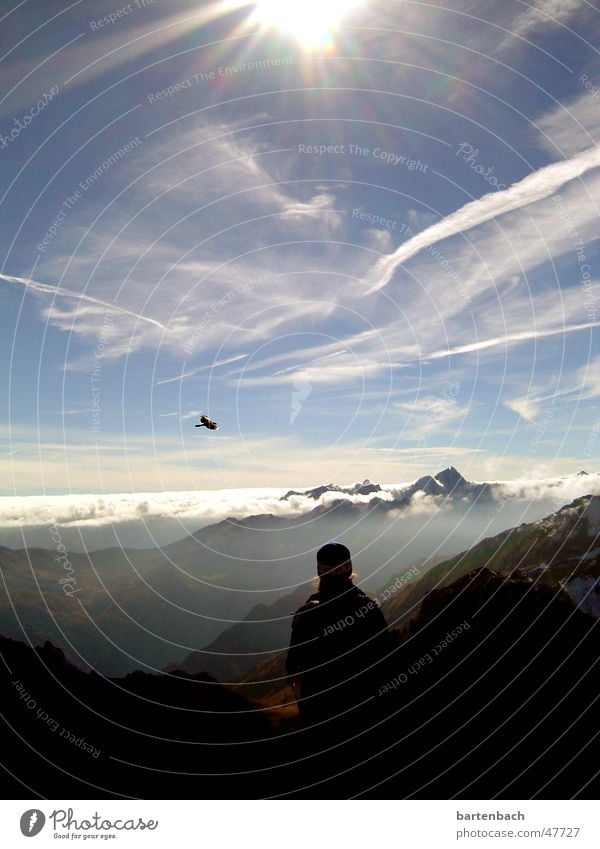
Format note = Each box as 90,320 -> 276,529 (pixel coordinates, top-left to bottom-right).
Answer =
2,472 -> 598,676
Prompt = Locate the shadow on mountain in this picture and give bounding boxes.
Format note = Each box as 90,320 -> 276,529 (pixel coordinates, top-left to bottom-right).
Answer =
355,566 -> 600,799
2,563 -> 599,799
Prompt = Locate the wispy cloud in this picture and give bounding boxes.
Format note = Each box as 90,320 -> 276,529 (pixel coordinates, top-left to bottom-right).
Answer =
427,317 -> 600,361
507,353 -> 600,422
157,410 -> 205,420
536,91 -> 600,158
506,0 -> 587,42
155,354 -> 249,386
27,116 -> 351,366
0,272 -> 166,329
505,397 -> 542,424
136,119 -> 340,228
364,145 -> 600,293
394,395 -> 468,436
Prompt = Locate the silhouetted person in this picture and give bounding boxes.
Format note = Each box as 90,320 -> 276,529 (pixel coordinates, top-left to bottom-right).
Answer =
286,542 -> 390,736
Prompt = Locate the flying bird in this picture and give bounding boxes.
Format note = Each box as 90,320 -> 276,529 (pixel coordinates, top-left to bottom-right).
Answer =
195,414 -> 219,431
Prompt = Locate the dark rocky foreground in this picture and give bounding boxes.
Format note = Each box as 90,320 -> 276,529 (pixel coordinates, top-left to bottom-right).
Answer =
1,566 -> 599,799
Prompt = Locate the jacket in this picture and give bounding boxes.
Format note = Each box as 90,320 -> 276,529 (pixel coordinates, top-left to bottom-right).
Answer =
286,579 -> 390,726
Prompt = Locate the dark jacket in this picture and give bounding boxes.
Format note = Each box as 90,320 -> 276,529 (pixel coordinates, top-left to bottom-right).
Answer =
286,577 -> 390,728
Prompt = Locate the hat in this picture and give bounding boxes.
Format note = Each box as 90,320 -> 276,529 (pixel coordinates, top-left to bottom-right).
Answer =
317,542 -> 352,578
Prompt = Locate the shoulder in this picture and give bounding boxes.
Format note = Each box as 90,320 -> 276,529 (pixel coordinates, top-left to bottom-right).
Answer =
349,586 -> 379,610
349,588 -> 389,630
295,592 -> 319,612
291,594 -> 320,620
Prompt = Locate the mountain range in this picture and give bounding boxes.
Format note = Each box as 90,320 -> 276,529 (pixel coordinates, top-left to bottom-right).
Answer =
170,493 -> 600,698
284,465 -> 495,507
2,550 -> 598,798
1,468 -> 598,677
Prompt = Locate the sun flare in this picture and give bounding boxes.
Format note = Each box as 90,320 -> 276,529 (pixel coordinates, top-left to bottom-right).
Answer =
251,0 -> 360,46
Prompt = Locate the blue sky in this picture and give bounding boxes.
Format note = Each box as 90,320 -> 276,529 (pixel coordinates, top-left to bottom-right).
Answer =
1,0 -> 599,494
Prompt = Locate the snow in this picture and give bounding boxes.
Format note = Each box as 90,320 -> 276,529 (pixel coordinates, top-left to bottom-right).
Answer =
563,575 -> 600,619
584,497 -> 600,536
580,547 -> 600,562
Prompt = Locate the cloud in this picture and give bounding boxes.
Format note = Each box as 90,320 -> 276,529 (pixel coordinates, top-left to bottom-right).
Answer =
377,166 -> 600,366
394,395 -> 469,438
26,102 -> 599,380
235,326 -> 414,389
157,410 -> 204,420
536,92 -> 600,158
280,191 -> 336,215
137,119 -> 340,227
505,397 -> 541,424
0,486 -> 399,530
576,354 -> 600,400
1,471 -> 598,554
507,354 -> 600,422
357,168 -> 600,367
364,145 -> 600,293
155,354 -> 249,386
506,0 -> 587,42
244,358 -> 392,388
427,316 -> 600,361
492,472 -> 600,504
26,115 -> 352,367
0,272 -> 166,330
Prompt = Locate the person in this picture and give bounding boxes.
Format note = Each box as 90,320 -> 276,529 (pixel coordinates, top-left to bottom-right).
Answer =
286,542 -> 390,735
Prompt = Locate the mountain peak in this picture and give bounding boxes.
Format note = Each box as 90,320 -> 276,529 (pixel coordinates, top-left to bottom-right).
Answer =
549,494 -> 600,532
433,466 -> 468,491
281,479 -> 381,501
350,479 -> 381,495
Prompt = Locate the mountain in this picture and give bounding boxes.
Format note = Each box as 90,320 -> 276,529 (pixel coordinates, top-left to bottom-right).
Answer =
2,470 -> 597,677
0,634 -> 272,800
409,465 -> 492,497
282,478 -> 383,500
3,559 -> 599,798
371,565 -> 600,799
381,493 -> 600,630
233,495 -> 600,712
164,582 -> 310,681
284,466 -> 495,517
229,565 -> 600,798
0,542 -> 261,674
3,492 -> 599,798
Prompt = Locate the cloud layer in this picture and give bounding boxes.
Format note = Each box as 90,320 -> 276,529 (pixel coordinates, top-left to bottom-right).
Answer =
1,471 -> 598,552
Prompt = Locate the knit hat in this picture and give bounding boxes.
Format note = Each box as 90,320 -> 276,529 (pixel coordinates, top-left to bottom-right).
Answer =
317,542 -> 352,578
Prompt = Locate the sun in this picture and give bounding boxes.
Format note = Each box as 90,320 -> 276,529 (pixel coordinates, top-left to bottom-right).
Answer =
251,0 -> 360,47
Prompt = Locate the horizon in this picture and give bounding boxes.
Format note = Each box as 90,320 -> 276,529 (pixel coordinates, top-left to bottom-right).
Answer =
2,463 -> 599,506
1,465 -> 598,554
1,461 -> 598,498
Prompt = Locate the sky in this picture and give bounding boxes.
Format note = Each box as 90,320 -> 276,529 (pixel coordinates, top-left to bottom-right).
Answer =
1,0 -> 599,495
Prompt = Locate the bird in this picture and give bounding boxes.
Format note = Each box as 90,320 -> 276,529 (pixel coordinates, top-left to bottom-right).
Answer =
195,414 -> 219,430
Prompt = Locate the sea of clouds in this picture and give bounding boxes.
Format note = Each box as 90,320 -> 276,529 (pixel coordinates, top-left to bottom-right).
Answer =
0,472 -> 598,552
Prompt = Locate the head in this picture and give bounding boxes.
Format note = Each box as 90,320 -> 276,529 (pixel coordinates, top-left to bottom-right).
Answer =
316,542 -> 353,583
